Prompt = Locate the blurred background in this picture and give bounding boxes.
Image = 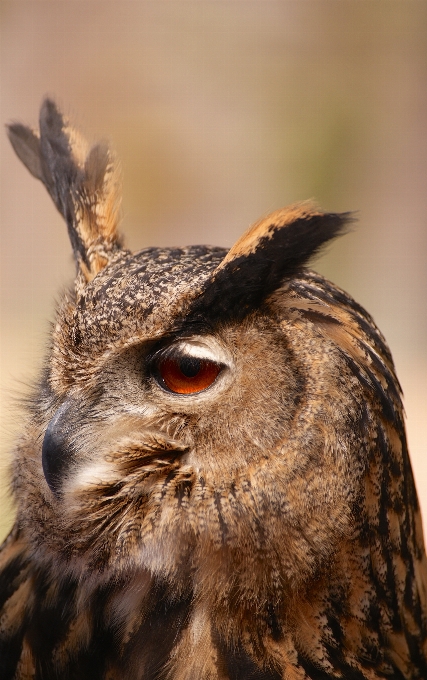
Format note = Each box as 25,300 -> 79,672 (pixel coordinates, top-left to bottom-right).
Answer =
1,1 -> 426,541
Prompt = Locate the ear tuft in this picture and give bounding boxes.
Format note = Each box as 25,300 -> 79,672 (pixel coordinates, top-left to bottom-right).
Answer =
218,202 -> 352,275
7,123 -> 43,181
190,202 -> 354,321
7,99 -> 123,283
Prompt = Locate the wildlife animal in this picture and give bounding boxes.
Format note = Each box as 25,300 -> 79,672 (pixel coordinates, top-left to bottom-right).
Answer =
1,99 -> 426,680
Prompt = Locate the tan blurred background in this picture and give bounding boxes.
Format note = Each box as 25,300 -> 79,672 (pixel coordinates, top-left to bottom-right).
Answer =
1,1 -> 426,541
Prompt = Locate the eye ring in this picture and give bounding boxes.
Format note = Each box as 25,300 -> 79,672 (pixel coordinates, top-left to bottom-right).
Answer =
156,355 -> 222,395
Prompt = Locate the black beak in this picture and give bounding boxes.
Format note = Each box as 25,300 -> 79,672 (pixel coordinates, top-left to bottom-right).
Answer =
42,399 -> 79,496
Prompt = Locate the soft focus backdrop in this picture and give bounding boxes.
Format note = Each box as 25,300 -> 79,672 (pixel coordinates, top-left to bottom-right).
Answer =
1,1 -> 426,541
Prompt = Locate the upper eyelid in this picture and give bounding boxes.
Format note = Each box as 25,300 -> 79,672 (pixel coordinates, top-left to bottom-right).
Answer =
148,339 -> 226,367
146,343 -> 192,367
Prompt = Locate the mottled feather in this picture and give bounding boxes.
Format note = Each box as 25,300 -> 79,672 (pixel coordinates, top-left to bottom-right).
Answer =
1,100 -> 426,679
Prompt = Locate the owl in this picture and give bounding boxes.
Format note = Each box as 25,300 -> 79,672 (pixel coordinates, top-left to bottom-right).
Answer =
1,99 -> 426,680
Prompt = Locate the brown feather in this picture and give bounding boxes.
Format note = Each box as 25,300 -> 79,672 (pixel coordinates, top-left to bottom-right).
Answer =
1,101 -> 426,680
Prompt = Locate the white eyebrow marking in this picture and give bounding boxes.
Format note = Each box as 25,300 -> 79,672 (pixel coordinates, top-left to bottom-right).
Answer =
173,337 -> 231,366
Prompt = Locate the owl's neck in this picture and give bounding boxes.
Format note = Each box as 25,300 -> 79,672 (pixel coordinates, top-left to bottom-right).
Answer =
3,520 -> 427,679
171,529 -> 427,679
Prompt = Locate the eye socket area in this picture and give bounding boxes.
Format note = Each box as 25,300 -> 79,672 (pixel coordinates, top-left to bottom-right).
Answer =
155,353 -> 223,395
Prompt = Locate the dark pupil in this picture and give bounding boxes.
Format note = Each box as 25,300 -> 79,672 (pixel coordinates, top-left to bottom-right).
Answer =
178,357 -> 202,378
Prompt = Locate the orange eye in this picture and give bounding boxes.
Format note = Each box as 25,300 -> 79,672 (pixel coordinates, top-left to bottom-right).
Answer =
158,356 -> 222,394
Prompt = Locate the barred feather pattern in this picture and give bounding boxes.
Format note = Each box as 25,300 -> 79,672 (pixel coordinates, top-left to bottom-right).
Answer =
1,101 -> 426,679
1,267 -> 426,679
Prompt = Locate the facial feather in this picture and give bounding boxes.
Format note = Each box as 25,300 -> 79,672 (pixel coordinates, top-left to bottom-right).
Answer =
1,100 -> 426,680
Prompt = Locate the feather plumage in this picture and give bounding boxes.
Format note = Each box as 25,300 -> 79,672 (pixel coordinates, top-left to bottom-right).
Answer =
1,100 -> 426,679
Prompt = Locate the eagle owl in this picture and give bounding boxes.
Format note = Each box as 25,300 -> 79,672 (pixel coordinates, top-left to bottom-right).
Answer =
1,99 -> 426,680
